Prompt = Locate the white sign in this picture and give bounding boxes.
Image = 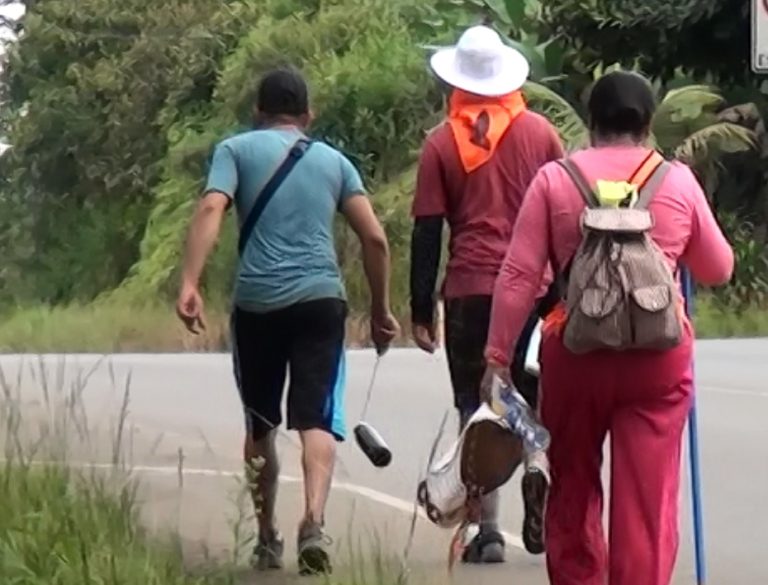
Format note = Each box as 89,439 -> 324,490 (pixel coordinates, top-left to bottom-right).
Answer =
753,0 -> 768,73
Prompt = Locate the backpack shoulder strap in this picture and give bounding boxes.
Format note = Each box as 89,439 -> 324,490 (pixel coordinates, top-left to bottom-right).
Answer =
634,159 -> 672,210
627,150 -> 662,187
237,137 -> 313,256
557,158 -> 600,208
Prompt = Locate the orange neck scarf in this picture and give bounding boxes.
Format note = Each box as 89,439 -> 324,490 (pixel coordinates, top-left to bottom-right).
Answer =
447,89 -> 527,173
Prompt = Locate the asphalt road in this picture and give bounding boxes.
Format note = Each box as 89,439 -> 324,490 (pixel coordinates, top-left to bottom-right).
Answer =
1,341 -> 767,584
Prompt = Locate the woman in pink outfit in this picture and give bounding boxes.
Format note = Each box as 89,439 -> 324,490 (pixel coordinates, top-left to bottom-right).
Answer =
483,71 -> 734,585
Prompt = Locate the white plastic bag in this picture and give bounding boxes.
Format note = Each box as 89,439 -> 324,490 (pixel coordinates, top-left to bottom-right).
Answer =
417,404 -> 507,528
524,318 -> 543,376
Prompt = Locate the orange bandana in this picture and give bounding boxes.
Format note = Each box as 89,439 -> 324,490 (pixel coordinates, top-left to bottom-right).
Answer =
447,89 -> 527,173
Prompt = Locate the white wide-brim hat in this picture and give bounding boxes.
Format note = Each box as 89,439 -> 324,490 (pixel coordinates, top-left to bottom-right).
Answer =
430,25 -> 530,97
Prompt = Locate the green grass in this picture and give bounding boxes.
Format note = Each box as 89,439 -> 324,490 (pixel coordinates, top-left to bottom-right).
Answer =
0,358 -> 235,585
0,301 -> 414,353
0,463 -> 233,585
0,302 -> 231,353
0,355 -> 414,585
0,462 -> 410,584
1,293 -> 767,353
692,295 -> 768,338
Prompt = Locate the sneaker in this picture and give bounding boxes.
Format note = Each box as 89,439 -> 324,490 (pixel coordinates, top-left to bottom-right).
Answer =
252,532 -> 284,571
461,529 -> 506,564
297,522 -> 333,576
521,463 -> 549,555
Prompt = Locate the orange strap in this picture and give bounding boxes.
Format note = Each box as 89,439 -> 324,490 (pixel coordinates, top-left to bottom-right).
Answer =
628,150 -> 664,189
542,302 -> 567,338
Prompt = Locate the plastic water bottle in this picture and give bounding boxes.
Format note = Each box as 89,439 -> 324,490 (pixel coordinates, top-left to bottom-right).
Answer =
490,375 -> 551,454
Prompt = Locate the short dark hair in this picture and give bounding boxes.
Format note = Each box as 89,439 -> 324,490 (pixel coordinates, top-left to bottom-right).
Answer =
256,67 -> 309,117
588,71 -> 656,138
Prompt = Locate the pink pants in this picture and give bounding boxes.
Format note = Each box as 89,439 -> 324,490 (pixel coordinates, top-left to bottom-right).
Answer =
540,326 -> 693,585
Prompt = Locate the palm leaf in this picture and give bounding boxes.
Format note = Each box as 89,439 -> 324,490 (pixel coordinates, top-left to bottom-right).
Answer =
523,81 -> 589,150
717,103 -> 765,134
674,122 -> 757,167
659,85 -> 724,108
657,86 -> 725,125
653,85 -> 726,151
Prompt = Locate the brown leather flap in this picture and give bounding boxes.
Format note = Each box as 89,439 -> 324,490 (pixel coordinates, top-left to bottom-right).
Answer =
631,285 -> 671,312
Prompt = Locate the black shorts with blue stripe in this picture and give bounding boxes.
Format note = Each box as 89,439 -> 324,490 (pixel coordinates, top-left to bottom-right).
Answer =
231,298 -> 347,442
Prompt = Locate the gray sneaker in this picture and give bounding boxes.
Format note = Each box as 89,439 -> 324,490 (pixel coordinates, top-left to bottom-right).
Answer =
252,532 -> 284,571
461,529 -> 506,564
297,522 -> 332,576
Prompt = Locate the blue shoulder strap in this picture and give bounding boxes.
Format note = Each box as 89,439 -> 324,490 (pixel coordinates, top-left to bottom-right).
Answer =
237,137 -> 313,257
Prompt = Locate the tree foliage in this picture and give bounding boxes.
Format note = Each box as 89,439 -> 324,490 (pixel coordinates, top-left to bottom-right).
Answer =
0,0 -> 765,317
0,0 -> 263,303
112,0 -> 443,307
541,0 -> 753,86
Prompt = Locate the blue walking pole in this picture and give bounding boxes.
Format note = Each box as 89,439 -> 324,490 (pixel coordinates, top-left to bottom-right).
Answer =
681,267 -> 707,585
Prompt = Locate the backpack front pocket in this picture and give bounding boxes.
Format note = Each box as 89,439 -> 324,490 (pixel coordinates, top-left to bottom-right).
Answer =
630,285 -> 671,313
579,287 -> 621,319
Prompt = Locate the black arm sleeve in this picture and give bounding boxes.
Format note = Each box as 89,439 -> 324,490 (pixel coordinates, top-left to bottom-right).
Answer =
410,215 -> 444,325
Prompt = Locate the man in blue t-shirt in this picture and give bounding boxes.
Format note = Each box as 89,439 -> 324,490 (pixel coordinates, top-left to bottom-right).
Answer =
176,68 -> 399,575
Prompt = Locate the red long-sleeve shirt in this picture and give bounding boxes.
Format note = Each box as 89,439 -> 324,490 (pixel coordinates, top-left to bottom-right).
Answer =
412,111 -> 563,300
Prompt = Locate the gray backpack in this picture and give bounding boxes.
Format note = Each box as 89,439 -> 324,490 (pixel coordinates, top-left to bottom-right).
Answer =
556,156 -> 683,354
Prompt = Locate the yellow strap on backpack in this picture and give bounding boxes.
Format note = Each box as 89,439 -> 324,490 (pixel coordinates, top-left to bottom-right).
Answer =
595,180 -> 637,208
594,150 -> 665,208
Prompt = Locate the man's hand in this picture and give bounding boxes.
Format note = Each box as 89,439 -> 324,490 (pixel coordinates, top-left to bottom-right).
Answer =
341,195 -> 397,355
176,191 -> 228,335
412,322 -> 438,353
480,361 -> 512,405
371,311 -> 400,356
176,282 -> 206,335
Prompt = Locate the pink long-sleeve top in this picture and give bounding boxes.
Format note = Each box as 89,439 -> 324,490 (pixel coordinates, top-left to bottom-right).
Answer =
484,145 -> 735,367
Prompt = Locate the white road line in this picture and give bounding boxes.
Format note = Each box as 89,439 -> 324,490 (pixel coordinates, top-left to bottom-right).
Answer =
699,385 -> 768,399
81,462 -> 526,550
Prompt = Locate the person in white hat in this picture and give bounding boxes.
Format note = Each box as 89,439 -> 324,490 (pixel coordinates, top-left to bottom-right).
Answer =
409,25 -> 563,563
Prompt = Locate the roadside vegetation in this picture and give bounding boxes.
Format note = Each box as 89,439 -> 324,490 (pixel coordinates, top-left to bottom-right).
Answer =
1,0 -> 766,352
0,464 -> 232,585
0,358 -> 410,584
0,297 -> 766,353
0,359 -> 230,584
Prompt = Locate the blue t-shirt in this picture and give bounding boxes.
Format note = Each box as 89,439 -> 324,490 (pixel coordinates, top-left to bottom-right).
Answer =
205,127 -> 365,312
